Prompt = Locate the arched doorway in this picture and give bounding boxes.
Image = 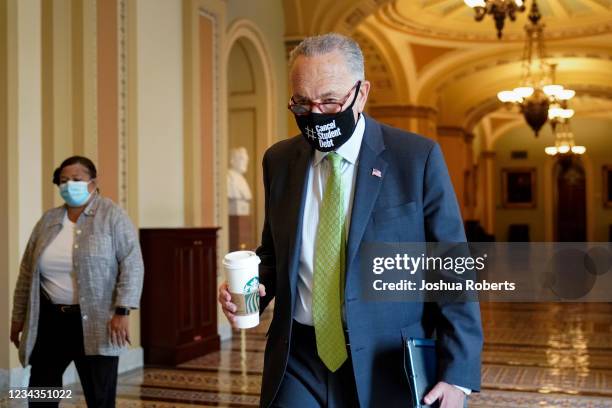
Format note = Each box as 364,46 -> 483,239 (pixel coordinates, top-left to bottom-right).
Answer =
554,156 -> 587,241
225,25 -> 274,251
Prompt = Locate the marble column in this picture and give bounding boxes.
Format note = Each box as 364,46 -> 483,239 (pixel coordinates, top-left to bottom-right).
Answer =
479,150 -> 496,236
436,126 -> 473,217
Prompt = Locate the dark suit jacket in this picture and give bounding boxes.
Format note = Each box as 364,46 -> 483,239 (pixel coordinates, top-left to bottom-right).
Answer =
256,115 -> 483,408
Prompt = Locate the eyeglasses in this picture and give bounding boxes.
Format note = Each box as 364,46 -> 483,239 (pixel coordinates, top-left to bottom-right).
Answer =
288,81 -> 361,116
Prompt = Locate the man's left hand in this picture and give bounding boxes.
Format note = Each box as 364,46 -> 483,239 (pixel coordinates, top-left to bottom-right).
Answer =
108,315 -> 131,347
424,382 -> 465,408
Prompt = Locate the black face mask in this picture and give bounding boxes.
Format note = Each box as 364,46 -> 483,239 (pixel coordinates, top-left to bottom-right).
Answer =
295,82 -> 361,152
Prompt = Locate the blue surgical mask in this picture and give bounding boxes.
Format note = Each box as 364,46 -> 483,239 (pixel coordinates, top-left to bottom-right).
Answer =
59,181 -> 93,207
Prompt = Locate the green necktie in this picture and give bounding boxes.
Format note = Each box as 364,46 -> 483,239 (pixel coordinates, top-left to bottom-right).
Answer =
313,152 -> 348,372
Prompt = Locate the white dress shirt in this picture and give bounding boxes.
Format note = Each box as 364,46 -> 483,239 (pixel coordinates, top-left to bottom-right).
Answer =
39,213 -> 79,304
294,115 -> 365,326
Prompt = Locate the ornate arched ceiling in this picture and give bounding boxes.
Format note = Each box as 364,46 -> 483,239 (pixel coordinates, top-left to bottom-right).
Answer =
437,54 -> 612,126
376,0 -> 612,43
284,0 -> 612,40
352,30 -> 402,105
282,0 -> 395,38
282,0 -> 612,131
466,93 -> 612,158
477,95 -> 612,149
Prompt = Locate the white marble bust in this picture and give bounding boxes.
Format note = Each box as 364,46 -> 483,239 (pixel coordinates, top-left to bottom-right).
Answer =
227,147 -> 252,216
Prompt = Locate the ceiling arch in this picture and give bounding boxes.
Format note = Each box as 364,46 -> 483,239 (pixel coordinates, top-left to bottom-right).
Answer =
469,92 -> 612,154
282,0 -> 612,133
414,47 -> 612,126
282,0 -> 394,38
416,43 -> 612,105
375,0 -> 612,43
489,107 -> 612,153
467,94 -> 612,160
355,21 -> 413,105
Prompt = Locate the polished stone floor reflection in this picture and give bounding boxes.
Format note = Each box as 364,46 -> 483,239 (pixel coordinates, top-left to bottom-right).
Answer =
50,303 -> 612,407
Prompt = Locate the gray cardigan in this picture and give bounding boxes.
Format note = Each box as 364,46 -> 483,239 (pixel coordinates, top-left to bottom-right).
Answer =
12,193 -> 144,366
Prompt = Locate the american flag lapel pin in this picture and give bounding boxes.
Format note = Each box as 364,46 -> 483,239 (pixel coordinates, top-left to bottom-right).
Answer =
371,168 -> 382,178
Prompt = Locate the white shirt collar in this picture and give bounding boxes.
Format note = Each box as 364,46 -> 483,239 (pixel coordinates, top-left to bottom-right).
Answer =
313,114 -> 365,167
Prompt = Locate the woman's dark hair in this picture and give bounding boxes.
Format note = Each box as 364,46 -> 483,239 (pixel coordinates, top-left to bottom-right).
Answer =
52,156 -> 98,185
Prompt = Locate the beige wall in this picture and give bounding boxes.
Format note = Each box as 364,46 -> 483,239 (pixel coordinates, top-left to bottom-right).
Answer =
15,0 -> 43,372
1,0 -> 43,383
17,0 -> 43,278
1,0 -> 14,379
136,0 -> 185,228
493,118 -> 612,241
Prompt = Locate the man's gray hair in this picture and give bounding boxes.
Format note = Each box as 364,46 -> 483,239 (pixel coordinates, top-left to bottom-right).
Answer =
289,33 -> 365,80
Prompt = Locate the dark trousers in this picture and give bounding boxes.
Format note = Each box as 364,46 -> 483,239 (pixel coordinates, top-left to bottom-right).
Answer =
271,320 -> 359,408
28,296 -> 119,408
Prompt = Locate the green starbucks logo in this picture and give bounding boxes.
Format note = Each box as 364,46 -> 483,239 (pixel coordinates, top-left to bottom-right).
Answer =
244,277 -> 260,314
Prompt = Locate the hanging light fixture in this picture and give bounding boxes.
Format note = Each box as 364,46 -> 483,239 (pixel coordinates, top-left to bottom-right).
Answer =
545,90 -> 584,156
544,120 -> 585,156
464,0 -> 526,39
497,0 -> 575,136
546,70 -> 575,132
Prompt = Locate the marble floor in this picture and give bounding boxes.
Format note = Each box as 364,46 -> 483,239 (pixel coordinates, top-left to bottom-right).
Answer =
5,303 -> 612,407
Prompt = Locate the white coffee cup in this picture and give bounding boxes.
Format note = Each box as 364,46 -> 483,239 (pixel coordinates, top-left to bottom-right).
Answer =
223,250 -> 261,329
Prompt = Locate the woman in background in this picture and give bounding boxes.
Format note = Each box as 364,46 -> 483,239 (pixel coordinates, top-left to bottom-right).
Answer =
10,156 -> 144,407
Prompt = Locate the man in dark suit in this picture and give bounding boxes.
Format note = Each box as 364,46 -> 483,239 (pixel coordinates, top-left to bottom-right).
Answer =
219,33 -> 483,408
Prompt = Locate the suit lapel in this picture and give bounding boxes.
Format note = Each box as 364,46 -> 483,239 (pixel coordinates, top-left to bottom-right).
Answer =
346,116 -> 387,275
285,139 -> 312,307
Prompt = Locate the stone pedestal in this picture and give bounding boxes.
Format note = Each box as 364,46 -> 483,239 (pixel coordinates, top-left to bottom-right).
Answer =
229,215 -> 253,251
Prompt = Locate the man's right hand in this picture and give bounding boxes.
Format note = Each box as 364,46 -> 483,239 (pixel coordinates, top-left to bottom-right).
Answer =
10,321 -> 24,348
218,281 -> 266,327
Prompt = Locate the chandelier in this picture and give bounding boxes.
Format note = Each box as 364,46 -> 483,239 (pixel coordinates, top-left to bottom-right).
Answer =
497,0 -> 575,136
544,120 -> 585,156
545,95 -> 584,155
464,0 -> 526,38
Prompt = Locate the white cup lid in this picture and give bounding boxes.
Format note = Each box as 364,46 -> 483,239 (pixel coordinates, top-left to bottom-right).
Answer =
223,250 -> 261,268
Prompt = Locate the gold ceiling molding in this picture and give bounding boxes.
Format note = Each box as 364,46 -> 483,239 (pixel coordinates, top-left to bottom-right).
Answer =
353,32 -> 392,77
565,84 -> 612,100
409,43 -> 458,75
464,96 -> 503,131
434,49 -> 612,93
489,117 -> 518,135
375,0 -> 612,43
352,31 -> 401,105
283,0 -> 394,37
463,85 -> 612,134
375,1 -> 526,42
333,0 -> 395,34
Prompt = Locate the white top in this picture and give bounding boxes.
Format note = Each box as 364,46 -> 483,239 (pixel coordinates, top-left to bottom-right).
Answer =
39,213 -> 79,304
294,115 -> 365,326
